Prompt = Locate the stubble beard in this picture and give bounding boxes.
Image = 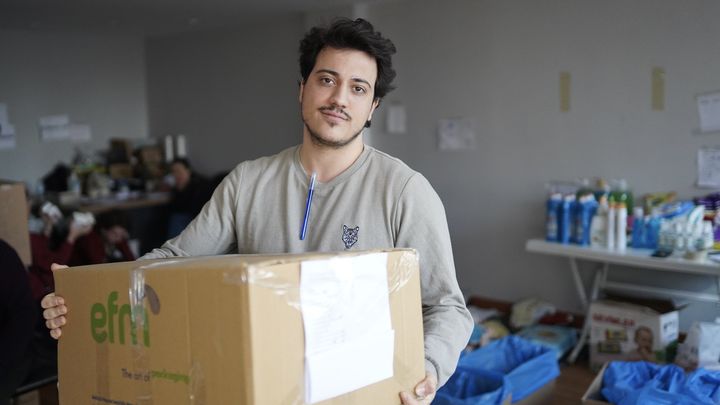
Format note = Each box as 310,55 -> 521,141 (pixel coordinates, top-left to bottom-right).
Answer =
304,122 -> 364,149
302,109 -> 365,149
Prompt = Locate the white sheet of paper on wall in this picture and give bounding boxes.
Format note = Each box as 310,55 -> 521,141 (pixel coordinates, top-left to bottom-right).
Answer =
697,92 -> 720,133
41,124 -> 91,142
697,147 -> 720,188
437,118 -> 476,151
38,114 -> 70,128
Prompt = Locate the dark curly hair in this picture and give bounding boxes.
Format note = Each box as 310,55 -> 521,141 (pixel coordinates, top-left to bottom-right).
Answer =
299,18 -> 397,102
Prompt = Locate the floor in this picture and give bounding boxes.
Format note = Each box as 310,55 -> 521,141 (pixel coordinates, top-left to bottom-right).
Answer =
552,360 -> 599,404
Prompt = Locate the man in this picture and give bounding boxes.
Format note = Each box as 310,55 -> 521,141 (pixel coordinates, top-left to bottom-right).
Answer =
42,18 -> 472,404
166,158 -> 213,238
0,240 -> 37,405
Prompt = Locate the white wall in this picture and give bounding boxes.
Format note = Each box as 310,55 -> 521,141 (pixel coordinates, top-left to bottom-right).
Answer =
145,14 -> 305,177
361,0 -> 720,325
0,30 -> 148,185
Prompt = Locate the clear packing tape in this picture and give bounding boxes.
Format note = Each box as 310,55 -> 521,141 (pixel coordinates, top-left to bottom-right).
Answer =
120,249 -> 421,405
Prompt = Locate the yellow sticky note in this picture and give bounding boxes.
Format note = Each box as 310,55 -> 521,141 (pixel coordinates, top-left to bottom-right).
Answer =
559,72 -> 571,112
652,67 -> 665,111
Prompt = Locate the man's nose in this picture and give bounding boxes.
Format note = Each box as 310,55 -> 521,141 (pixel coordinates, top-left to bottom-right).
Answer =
329,85 -> 349,109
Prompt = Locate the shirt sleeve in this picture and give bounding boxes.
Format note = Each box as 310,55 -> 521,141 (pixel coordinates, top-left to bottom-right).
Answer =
141,166 -> 242,259
393,173 -> 473,387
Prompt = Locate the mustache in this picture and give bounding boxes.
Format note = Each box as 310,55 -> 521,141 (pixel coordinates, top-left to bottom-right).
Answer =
319,105 -> 351,120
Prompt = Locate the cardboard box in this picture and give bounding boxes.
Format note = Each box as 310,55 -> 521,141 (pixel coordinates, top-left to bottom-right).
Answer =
581,362 -> 610,405
0,180 -> 30,265
55,249 -> 424,405
589,300 -> 679,369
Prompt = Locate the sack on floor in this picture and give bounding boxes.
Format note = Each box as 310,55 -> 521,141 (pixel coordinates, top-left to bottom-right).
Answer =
434,335 -> 560,404
601,360 -> 720,405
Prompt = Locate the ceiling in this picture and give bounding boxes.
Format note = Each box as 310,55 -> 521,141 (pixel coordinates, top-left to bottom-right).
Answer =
0,0 -> 393,36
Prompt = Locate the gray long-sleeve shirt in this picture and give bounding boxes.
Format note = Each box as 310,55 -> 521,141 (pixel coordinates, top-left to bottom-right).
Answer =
142,145 -> 473,386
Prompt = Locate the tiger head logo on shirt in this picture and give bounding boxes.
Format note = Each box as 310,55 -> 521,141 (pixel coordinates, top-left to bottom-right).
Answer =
341,225 -> 359,249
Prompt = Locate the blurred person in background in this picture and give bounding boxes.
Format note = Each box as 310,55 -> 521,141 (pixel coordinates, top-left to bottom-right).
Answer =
166,158 -> 213,239
0,240 -> 37,405
28,202 -> 92,301
70,210 -> 135,265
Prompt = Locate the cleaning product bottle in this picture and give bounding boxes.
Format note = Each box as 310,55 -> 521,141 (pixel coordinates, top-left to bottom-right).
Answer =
593,178 -> 611,202
574,193 -> 597,245
611,179 -> 634,229
590,195 -> 608,248
546,193 -> 562,242
631,207 -> 645,248
616,201 -> 627,251
607,196 -> 616,250
558,194 -> 575,244
702,221 -> 714,251
646,208 -> 661,250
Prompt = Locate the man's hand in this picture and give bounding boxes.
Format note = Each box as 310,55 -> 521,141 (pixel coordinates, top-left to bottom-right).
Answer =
40,263 -> 69,339
400,373 -> 437,405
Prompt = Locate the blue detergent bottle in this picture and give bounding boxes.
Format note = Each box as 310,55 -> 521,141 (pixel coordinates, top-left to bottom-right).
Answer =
546,193 -> 562,242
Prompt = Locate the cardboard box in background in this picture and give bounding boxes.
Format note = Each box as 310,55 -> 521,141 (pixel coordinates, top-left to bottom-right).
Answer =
0,180 -> 30,265
55,249 -> 425,405
589,300 -> 679,370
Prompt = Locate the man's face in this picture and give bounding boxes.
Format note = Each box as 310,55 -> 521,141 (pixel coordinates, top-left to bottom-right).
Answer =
299,47 -> 379,149
171,163 -> 191,190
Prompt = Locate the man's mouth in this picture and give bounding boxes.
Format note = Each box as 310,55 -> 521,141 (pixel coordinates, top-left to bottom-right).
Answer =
319,107 -> 350,121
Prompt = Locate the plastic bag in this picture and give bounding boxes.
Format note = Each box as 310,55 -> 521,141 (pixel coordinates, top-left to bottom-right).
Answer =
601,361 -> 720,405
435,336 -> 560,404
433,368 -> 509,405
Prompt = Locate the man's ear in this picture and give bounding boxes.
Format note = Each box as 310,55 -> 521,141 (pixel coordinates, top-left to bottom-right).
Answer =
298,80 -> 305,104
367,98 -> 380,121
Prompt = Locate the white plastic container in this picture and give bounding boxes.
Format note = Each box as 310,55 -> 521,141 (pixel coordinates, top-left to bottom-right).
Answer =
616,201 -> 627,251
607,202 -> 616,250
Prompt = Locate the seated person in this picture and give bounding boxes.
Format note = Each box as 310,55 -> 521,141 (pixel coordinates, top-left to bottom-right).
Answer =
70,210 -> 135,265
28,202 -> 92,301
166,158 -> 213,238
0,240 -> 37,405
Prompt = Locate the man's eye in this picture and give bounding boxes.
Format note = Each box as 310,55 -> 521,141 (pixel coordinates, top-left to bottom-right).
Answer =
353,86 -> 366,94
320,77 -> 334,85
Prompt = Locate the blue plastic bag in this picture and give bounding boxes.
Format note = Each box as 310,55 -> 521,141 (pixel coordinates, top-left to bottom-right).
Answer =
601,361 -> 720,405
434,336 -> 560,404
433,368 -> 510,405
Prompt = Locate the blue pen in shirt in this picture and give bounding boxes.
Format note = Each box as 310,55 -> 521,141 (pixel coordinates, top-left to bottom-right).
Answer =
300,172 -> 317,240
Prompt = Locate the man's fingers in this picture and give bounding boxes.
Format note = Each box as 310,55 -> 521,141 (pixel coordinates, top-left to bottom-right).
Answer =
43,305 -> 67,320
40,293 -> 64,309
45,316 -> 66,330
414,374 -> 437,399
50,328 -> 62,339
51,263 -> 69,272
399,391 -> 419,405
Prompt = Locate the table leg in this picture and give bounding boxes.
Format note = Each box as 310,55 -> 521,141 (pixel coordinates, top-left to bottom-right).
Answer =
568,262 -> 603,363
570,257 -> 588,310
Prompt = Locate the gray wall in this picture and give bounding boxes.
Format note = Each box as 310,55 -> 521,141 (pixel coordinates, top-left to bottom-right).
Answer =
0,29 -> 148,185
5,0 -> 720,327
361,0 -> 720,324
145,13 -> 305,177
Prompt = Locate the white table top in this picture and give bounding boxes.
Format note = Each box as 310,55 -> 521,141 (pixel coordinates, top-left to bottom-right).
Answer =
526,238 -> 720,277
